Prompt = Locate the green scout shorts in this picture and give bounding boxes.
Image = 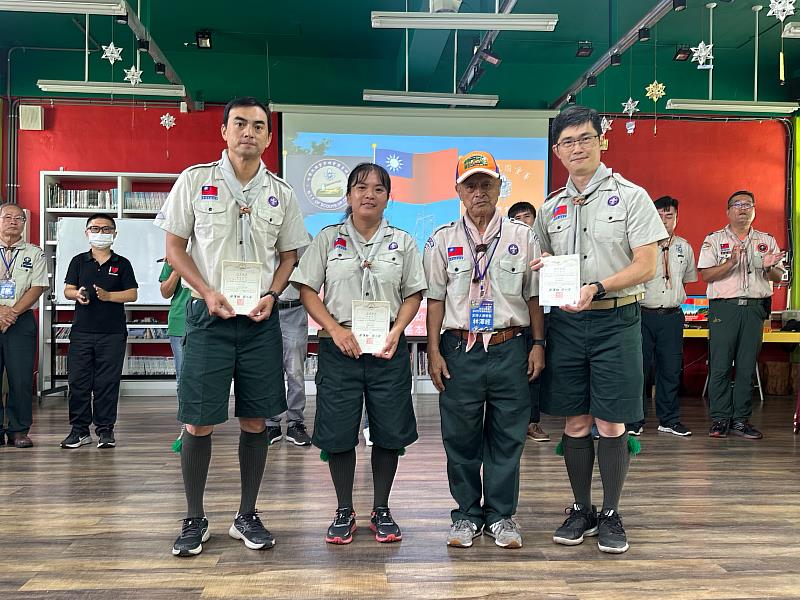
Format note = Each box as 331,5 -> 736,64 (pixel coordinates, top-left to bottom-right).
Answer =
541,303 -> 644,424
178,298 -> 287,425
313,335 -> 418,453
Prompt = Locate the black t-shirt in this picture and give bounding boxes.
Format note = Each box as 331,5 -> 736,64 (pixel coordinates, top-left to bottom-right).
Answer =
64,251 -> 138,335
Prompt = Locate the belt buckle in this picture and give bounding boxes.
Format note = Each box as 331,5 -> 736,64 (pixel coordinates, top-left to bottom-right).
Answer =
738,298 -> 748,306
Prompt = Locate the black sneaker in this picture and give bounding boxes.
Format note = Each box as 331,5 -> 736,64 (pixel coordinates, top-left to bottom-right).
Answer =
266,426 -> 283,445
97,431 -> 116,449
626,422 -> 644,436
730,419 -> 763,439
60,431 -> 92,449
172,517 -> 210,556
326,507 -> 357,545
228,511 -> 275,550
658,422 -> 692,436
370,507 -> 402,543
708,419 -> 729,438
286,423 -> 311,446
553,503 -> 599,546
597,509 -> 629,553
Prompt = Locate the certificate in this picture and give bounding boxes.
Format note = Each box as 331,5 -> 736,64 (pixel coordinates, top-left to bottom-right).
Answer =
222,261 -> 262,315
539,254 -> 581,307
352,300 -> 390,354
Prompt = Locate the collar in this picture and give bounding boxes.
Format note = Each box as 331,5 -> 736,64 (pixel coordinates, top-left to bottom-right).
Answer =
0,238 -> 25,250
83,250 -> 119,263
217,150 -> 268,188
337,222 -> 392,244
724,224 -> 754,242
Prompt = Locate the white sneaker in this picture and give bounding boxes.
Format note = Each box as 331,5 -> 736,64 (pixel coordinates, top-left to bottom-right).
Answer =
486,517 -> 523,549
446,519 -> 481,548
363,427 -> 373,446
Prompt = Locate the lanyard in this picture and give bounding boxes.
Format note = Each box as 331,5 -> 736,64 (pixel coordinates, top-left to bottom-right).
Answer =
1,248 -> 19,280
462,218 -> 502,285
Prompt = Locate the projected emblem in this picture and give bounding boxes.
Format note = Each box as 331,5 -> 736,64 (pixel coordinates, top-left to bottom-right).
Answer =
304,159 -> 350,211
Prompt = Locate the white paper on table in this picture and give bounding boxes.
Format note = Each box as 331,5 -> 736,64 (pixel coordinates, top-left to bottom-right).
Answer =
539,254 -> 581,307
222,260 -> 262,315
352,300 -> 390,354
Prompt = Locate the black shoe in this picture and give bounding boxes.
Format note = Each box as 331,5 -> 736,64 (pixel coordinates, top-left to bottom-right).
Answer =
370,507 -> 402,543
730,419 -> 763,439
0,432 -> 5,447
266,426 -> 283,445
626,422 -> 644,436
97,431 -> 116,449
597,509 -> 629,553
553,503 -> 599,546
708,419 -> 729,438
172,517 -> 210,556
60,431 -> 92,449
229,511 -> 275,550
286,423 -> 311,446
326,507 -> 357,545
658,422 -> 692,436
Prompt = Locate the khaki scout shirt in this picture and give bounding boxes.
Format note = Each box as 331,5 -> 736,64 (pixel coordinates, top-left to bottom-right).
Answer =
642,235 -> 698,308
0,240 -> 48,307
290,223 -> 427,327
533,171 -> 668,298
697,225 -> 784,299
155,159 -> 309,295
423,216 -> 539,331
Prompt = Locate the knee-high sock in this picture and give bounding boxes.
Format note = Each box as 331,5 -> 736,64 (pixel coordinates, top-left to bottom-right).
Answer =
598,433 -> 630,513
328,449 -> 356,510
181,431 -> 212,519
238,429 -> 269,515
371,445 -> 399,509
562,433 -> 595,508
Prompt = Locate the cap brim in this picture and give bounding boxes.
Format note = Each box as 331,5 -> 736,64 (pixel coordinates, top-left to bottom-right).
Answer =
456,168 -> 500,184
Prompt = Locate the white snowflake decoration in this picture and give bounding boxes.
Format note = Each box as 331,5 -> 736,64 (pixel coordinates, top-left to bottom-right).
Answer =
101,42 -> 123,65
622,97 -> 640,118
601,116 -> 613,136
160,113 -> 176,130
767,0 -> 796,22
625,121 -> 636,135
690,41 -> 714,68
123,64 -> 142,86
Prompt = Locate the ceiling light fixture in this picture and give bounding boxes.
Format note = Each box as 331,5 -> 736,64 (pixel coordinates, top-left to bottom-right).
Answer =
673,0 -> 687,11
638,27 -> 651,42
137,39 -> 149,53
37,79 -> 185,98
586,74 -> 598,87
0,0 -> 126,14
782,21 -> 800,37
154,62 -> 166,75
576,41 -> 593,57
362,89 -> 498,107
610,52 -> 622,66
114,12 -> 127,24
195,30 -> 212,49
665,98 -> 799,114
673,45 -> 691,61
478,49 -> 501,66
370,11 -> 559,32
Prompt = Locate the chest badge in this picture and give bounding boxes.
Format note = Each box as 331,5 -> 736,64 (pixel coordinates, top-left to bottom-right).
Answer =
607,195 -> 620,206
508,244 -> 519,255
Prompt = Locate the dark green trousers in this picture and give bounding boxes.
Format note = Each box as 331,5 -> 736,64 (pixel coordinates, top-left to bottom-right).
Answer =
438,331 -> 530,528
0,310 -> 36,435
641,308 -> 684,426
708,298 -> 767,421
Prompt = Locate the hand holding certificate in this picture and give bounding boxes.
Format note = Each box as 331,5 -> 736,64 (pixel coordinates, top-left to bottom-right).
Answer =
538,254 -> 581,307
222,261 -> 262,315
352,300 -> 390,354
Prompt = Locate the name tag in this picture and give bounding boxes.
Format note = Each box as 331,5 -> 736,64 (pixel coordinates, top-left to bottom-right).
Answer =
0,279 -> 16,300
469,299 -> 494,333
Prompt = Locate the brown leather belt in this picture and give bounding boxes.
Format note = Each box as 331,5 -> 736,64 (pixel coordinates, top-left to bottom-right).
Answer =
447,326 -> 522,346
588,293 -> 644,311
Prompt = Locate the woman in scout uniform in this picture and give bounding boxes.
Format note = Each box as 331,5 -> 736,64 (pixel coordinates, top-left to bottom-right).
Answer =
291,162 -> 426,544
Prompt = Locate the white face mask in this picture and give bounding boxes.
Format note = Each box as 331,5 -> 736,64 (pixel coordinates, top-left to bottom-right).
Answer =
88,232 -> 114,248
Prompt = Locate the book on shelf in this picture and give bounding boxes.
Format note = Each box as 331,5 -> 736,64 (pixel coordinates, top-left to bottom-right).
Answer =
56,354 -> 176,376
47,184 -> 118,210
123,191 -> 170,212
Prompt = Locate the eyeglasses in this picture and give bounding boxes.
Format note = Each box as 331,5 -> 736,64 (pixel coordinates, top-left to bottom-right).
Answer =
460,180 -> 498,193
729,202 -> 755,210
86,226 -> 116,234
1,215 -> 26,223
556,134 -> 600,150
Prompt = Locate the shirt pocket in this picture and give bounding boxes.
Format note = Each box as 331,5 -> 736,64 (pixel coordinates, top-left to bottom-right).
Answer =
374,253 -> 402,286
326,250 -> 359,284
547,218 -> 573,255
594,206 -> 626,243
192,200 -> 228,241
446,258 -> 472,296
496,257 -> 525,296
254,201 -> 284,247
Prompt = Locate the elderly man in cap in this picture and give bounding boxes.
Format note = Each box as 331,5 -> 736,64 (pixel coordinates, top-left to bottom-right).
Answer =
423,151 -> 545,550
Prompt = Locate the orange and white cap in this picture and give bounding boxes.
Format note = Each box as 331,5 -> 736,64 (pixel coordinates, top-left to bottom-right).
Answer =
455,151 -> 500,184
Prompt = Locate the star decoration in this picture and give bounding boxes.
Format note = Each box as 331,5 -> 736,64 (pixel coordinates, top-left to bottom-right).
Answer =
645,80 -> 666,103
600,116 -> 613,136
101,42 -> 123,65
621,97 -> 640,118
767,0 -> 795,22
160,113 -> 176,130
690,41 -> 714,68
626,121 -> 636,135
123,64 -> 142,86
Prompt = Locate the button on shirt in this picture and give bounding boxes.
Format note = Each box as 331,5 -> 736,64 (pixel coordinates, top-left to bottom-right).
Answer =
533,172 -> 668,298
155,160 -> 309,295
423,218 -> 539,331
642,235 -> 698,308
0,240 -> 48,307
697,225 -> 785,299
290,223 -> 426,327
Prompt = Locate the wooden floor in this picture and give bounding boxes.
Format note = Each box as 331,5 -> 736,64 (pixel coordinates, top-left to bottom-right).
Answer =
1,393 -> 799,600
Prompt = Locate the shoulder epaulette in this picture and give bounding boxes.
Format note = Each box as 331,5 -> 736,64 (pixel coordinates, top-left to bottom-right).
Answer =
183,161 -> 218,174
611,172 -> 637,189
545,187 -> 566,201
433,220 -> 458,234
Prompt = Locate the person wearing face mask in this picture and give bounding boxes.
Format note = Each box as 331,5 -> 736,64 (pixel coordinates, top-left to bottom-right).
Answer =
291,163 -> 426,545
61,214 -> 138,450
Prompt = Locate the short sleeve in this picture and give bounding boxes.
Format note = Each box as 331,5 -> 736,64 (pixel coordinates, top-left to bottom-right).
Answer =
683,243 -> 698,283
158,262 -> 172,283
532,211 -> 553,255
626,188 -> 668,249
400,236 -> 427,298
290,229 -> 329,293
422,232 -> 448,301
697,235 -> 718,269
120,258 -> 138,290
30,247 -> 49,288
768,235 -> 787,274
64,255 -> 81,286
276,189 -> 311,253
154,170 -> 195,239
523,228 -> 540,299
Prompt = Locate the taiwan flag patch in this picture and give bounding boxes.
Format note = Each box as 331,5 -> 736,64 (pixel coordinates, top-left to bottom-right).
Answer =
334,237 -> 347,250
720,243 -> 730,251
553,204 -> 568,220
447,246 -> 464,261
201,185 -> 218,201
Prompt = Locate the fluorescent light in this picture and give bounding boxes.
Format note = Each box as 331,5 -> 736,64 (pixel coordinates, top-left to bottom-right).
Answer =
0,0 -> 126,15
363,89 -> 498,107
666,98 -> 799,114
371,11 -> 558,31
782,21 -> 800,38
37,79 -> 186,98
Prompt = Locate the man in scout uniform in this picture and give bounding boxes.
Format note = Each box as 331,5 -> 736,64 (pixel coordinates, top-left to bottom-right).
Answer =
424,150 -> 545,550
532,105 -> 667,554
627,196 -> 697,438
156,97 -> 309,557
698,190 -> 785,440
0,203 -> 48,448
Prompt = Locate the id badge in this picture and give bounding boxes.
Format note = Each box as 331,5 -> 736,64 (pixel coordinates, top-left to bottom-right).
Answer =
0,279 -> 16,300
469,299 -> 494,333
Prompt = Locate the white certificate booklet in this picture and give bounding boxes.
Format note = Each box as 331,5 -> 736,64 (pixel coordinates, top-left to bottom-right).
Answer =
352,300 -> 390,354
222,261 -> 262,315
539,254 -> 581,307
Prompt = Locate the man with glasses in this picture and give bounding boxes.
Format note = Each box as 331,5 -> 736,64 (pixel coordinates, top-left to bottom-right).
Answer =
62,214 -> 138,450
0,203 -> 47,448
698,191 -> 785,440
532,105 -> 667,554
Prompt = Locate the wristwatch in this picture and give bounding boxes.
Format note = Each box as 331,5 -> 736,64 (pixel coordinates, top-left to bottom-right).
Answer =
532,339 -> 546,347
590,281 -> 606,300
261,290 -> 280,302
